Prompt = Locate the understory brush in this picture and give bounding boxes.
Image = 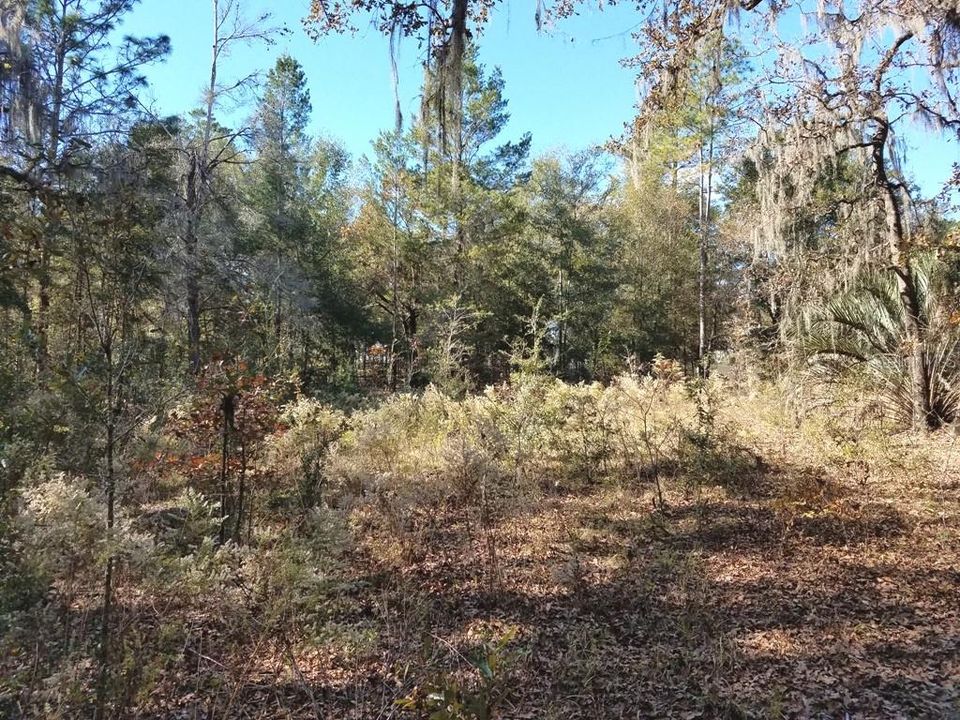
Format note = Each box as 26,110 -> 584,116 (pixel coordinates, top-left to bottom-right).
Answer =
2,371 -> 956,718
325,371 -> 715,561
0,432 -> 355,718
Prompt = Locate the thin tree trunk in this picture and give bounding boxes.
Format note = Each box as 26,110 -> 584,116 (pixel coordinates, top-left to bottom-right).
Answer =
405,306 -> 418,386
218,393 -> 234,543
186,275 -> 201,374
36,242 -> 51,375
234,433 -> 247,543
186,261 -> 201,373
37,2 -> 68,377
697,49 -> 719,379
184,152 -> 202,374
183,0 -> 222,375
449,0 -> 468,290
697,142 -> 707,376
72,266 -> 85,363
873,124 -> 933,428
95,343 -> 116,719
274,263 -> 283,345
390,168 -> 401,390
557,268 -> 565,375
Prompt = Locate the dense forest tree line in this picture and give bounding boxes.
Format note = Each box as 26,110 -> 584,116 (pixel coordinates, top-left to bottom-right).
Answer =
0,1 -> 744,403
2,1 -> 956,405
0,0 -> 959,717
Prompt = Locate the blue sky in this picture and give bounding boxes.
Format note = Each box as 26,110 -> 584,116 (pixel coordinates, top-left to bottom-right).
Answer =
121,0 -> 956,203
122,1 -> 642,158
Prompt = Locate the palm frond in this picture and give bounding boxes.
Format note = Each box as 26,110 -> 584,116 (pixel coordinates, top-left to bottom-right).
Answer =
797,252 -> 960,426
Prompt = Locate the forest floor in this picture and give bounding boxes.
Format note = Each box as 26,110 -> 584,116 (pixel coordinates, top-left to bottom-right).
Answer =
4,392 -> 960,719
146,421 -> 959,718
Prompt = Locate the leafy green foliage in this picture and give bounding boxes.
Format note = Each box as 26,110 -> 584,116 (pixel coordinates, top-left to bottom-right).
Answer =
398,627 -> 520,720
800,252 -> 960,426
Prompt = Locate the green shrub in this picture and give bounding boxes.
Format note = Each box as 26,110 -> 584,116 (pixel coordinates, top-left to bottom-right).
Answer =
267,398 -> 347,509
17,475 -> 108,587
325,372 -> 700,547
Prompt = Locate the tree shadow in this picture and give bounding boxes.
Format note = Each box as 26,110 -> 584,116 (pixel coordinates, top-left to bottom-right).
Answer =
305,474 -> 950,719
6,458 -> 951,720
